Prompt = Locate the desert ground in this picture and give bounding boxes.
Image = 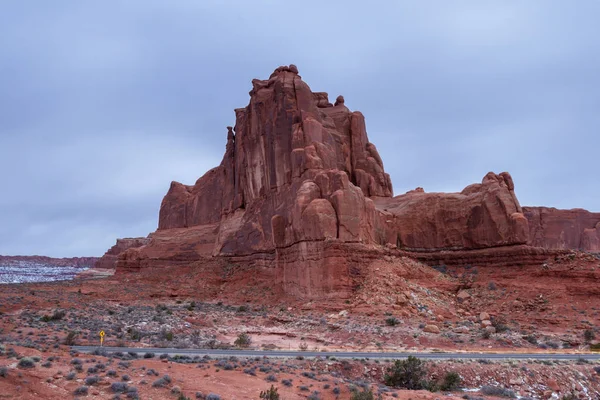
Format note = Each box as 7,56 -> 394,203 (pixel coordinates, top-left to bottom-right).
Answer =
1,252 -> 599,399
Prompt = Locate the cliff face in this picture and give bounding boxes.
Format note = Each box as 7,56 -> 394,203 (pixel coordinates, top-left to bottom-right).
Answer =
94,237 -> 151,269
523,207 -> 600,252
112,65 -> 539,299
158,65 -> 392,257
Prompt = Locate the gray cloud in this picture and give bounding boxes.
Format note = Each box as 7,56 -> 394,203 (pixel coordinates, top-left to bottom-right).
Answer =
1,1 -> 598,256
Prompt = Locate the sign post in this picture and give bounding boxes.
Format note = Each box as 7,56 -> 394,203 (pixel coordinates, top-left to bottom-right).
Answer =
99,330 -> 105,347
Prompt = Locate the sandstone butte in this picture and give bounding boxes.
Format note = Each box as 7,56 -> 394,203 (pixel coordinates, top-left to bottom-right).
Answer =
96,65 -> 600,299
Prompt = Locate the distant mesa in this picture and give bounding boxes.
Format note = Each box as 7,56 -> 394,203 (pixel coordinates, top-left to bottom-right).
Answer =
97,65 -> 600,299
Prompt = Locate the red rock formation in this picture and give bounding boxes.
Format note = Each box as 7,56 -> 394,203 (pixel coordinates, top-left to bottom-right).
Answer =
94,237 -> 150,269
158,65 -> 392,259
110,65 -> 595,299
523,207 -> 600,252
374,172 -> 529,251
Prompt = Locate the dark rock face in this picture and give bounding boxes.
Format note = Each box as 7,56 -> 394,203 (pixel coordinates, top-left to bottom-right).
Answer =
108,65 -> 596,299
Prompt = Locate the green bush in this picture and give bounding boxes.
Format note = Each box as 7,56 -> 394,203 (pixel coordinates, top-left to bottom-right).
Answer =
385,317 -> 399,326
384,356 -> 427,389
440,371 -> 461,391
234,333 -> 252,348
259,385 -> 280,400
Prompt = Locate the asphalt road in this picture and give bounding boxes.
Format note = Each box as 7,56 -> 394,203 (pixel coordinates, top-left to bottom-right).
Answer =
72,346 -> 600,360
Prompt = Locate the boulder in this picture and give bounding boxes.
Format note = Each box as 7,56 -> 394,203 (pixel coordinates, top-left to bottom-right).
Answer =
423,325 -> 441,334
457,291 -> 471,303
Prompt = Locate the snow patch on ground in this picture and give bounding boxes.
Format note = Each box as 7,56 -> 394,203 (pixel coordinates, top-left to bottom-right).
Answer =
0,261 -> 88,284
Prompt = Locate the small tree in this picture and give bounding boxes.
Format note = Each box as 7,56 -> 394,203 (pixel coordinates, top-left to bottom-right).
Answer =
384,356 -> 427,390
440,371 -> 461,391
584,329 -> 595,343
259,385 -> 280,400
234,333 -> 251,348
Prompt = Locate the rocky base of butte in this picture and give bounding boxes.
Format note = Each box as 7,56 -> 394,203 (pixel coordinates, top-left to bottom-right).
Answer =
96,65 -> 600,300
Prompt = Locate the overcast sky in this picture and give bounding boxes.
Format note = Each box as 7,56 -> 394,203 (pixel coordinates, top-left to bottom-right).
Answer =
1,1 -> 598,257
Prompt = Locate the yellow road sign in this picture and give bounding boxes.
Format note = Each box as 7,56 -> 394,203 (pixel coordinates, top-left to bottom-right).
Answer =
99,330 -> 105,346
99,331 -> 105,337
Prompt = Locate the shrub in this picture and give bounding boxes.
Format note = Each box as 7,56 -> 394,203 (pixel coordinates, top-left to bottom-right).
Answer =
584,329 -> 595,343
64,331 -> 78,346
42,310 -> 66,322
206,394 -> 221,400
122,374 -> 131,381
130,329 -> 142,341
237,305 -> 249,313
85,375 -> 100,385
524,334 -> 537,344
165,330 -> 174,341
481,385 -> 516,398
491,317 -> 509,333
144,352 -> 155,359
266,374 -> 277,382
111,382 -> 129,393
590,343 -> 600,351
385,317 -> 399,327
74,386 -> 89,395
66,371 -> 77,380
307,391 -> 321,400
234,333 -> 252,348
440,371 -> 461,391
281,379 -> 292,387
384,356 -> 427,389
299,342 -> 308,351
332,387 -> 340,395
155,304 -> 168,312
18,357 -> 35,368
259,385 -> 280,400
488,281 -> 497,290
421,379 -> 439,392
351,389 -> 374,400
127,386 -> 139,399
0,367 -> 8,377
152,375 -> 172,388
107,370 -> 117,377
